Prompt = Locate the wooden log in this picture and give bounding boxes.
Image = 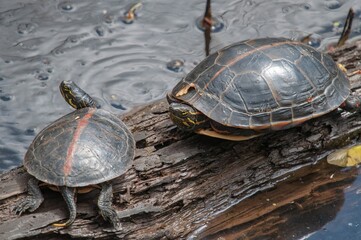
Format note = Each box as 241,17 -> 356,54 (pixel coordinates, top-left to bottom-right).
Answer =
0,40 -> 361,240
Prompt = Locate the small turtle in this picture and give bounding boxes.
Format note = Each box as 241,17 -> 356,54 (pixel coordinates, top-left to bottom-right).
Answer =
13,80 -> 135,227
168,37 -> 360,140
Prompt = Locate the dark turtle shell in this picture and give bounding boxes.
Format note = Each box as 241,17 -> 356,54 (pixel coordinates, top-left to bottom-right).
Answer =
24,107 -> 135,187
171,37 -> 350,130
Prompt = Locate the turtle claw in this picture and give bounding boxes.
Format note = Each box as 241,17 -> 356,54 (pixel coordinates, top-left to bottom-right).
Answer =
13,196 -> 43,215
13,178 -> 44,216
13,201 -> 28,215
98,182 -> 120,228
99,207 -> 120,227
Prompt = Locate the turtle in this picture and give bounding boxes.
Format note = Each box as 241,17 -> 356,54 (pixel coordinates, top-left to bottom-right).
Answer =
167,37 -> 360,141
13,80 -> 135,227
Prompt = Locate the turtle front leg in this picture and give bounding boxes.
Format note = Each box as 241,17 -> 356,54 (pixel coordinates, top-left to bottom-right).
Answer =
53,186 -> 77,227
13,177 -> 44,215
98,182 -> 119,227
341,95 -> 361,112
338,65 -> 361,112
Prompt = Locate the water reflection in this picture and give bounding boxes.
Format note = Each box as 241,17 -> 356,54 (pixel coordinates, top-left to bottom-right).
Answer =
194,160 -> 360,240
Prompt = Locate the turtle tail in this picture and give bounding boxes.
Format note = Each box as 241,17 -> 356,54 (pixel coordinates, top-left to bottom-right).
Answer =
53,186 -> 77,227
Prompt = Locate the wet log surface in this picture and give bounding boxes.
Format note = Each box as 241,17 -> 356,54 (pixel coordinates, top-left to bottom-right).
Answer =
1,40 -> 361,240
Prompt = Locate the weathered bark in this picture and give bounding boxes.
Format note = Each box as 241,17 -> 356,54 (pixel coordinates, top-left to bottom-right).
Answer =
0,40 -> 361,240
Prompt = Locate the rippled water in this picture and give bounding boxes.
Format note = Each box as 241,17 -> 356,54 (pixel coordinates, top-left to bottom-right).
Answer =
0,0 -> 360,170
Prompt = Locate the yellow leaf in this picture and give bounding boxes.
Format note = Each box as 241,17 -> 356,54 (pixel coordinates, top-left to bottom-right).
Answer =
327,145 -> 361,167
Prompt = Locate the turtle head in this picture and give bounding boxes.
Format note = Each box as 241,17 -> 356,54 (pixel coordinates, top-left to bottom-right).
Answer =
60,80 -> 99,109
169,102 -> 209,131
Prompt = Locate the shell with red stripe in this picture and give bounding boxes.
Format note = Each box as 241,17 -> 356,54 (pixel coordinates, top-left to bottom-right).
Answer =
169,37 -> 350,138
24,107 -> 135,187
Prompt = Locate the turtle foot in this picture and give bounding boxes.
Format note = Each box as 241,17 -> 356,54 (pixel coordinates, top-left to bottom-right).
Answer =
13,177 -> 44,215
98,182 -> 120,228
99,207 -> 120,227
13,195 -> 44,215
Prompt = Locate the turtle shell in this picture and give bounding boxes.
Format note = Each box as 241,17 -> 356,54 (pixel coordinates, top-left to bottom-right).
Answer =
171,37 -> 350,130
24,107 -> 135,187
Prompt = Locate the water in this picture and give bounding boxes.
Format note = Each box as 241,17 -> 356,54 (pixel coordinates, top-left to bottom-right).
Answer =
0,0 -> 360,238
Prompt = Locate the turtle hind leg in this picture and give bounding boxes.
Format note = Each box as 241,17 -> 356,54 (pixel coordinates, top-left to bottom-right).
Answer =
98,182 -> 119,227
13,177 -> 44,215
53,186 -> 77,227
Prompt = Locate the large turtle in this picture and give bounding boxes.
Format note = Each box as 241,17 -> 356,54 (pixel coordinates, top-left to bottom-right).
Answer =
13,80 -> 135,227
168,37 -> 360,140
